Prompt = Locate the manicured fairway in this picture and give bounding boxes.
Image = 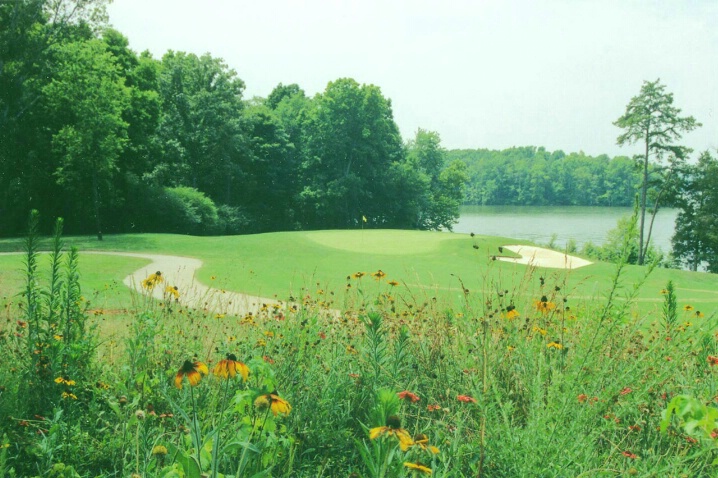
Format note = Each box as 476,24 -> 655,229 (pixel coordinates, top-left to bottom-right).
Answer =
1,230 -> 717,317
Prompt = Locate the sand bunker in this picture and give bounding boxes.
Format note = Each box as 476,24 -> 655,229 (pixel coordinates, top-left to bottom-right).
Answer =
496,245 -> 592,269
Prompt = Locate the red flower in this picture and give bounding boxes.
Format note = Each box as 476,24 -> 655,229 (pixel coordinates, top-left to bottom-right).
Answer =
619,387 -> 632,396
707,355 -> 718,366
577,394 -> 588,403
622,451 -> 638,459
457,394 -> 477,403
427,404 -> 441,412
397,390 -> 420,402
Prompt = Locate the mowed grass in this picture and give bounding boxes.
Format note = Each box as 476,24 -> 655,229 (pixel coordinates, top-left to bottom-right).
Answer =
1,230 -> 717,317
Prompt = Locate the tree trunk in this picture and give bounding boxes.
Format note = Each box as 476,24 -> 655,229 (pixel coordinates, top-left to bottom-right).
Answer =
92,171 -> 103,241
638,132 -> 650,265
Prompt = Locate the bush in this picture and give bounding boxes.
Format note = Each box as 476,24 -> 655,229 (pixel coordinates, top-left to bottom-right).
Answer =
151,186 -> 221,235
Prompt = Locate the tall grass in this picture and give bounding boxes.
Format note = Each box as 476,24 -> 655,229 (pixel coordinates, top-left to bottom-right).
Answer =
0,216 -> 717,477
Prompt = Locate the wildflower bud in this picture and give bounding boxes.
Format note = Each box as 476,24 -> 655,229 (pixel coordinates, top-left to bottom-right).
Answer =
118,395 -> 128,405
152,445 -> 168,456
254,395 -> 270,412
135,410 -> 146,420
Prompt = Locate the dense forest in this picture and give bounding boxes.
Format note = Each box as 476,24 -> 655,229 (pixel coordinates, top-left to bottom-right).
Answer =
0,1 -> 466,238
450,147 -> 641,206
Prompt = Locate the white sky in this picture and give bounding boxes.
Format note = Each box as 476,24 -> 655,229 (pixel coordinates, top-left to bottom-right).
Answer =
107,0 -> 717,158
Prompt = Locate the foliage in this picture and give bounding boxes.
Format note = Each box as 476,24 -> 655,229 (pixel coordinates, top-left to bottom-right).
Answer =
149,186 -> 222,236
614,79 -> 701,265
0,9 -> 466,236
450,146 -> 641,207
672,151 -> 718,272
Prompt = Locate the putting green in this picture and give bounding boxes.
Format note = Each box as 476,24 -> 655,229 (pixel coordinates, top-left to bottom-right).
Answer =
302,229 -> 464,255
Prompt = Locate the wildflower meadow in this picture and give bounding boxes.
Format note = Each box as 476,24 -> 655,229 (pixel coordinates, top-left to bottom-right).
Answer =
1,214 -> 718,477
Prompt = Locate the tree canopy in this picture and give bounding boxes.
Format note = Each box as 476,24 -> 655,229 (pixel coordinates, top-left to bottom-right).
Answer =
0,4 -> 467,236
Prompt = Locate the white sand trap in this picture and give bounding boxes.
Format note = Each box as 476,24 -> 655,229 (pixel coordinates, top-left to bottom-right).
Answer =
496,245 -> 592,269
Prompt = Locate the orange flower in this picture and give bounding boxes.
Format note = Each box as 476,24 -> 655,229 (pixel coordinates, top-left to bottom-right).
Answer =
457,394 -> 476,403
427,403 -> 441,412
622,451 -> 638,459
213,353 -> 249,381
708,355 -> 718,366
174,360 -> 208,389
619,387 -> 632,396
398,390 -> 420,403
577,394 -> 588,403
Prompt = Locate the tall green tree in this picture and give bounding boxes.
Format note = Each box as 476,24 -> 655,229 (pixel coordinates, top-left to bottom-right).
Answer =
614,79 -> 701,264
0,0 -> 108,235
302,78 -> 404,229
152,51 -> 246,201
43,38 -> 130,240
406,129 -> 467,230
672,151 -> 718,272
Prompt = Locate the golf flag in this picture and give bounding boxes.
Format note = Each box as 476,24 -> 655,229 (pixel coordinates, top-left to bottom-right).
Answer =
362,215 -> 367,223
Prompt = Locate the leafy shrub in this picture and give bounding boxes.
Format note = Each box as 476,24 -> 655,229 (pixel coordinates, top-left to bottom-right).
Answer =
150,186 -> 221,235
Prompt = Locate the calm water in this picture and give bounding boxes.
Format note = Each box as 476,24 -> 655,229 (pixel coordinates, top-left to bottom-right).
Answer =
455,206 -> 678,252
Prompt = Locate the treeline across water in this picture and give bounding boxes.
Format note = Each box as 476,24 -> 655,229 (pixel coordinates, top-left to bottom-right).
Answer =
450,147 -> 642,206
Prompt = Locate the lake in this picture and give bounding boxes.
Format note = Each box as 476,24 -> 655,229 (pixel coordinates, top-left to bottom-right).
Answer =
454,206 -> 679,252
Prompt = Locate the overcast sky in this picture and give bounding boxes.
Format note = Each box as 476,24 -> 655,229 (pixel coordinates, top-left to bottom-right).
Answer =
107,0 -> 717,158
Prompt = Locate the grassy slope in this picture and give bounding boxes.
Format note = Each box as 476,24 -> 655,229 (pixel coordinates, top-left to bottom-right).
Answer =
1,230 -> 717,316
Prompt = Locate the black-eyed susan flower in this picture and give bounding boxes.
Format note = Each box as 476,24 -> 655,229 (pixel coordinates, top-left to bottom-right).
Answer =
534,296 -> 556,313
505,304 -> 519,320
683,304 -> 694,311
696,310 -> 705,318
213,353 -> 249,381
165,285 -> 180,299
369,415 -> 413,451
404,461 -> 432,475
61,391 -> 78,400
142,271 -> 163,289
174,360 -> 208,389
353,272 -> 365,279
546,341 -> 563,350
413,433 -> 440,454
372,270 -> 386,280
54,376 -> 76,386
254,393 -> 291,416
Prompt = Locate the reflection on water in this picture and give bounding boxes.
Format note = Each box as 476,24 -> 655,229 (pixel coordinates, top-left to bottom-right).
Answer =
454,206 -> 678,252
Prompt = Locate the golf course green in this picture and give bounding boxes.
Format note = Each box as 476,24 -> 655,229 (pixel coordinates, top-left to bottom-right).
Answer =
1,230 -> 716,318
